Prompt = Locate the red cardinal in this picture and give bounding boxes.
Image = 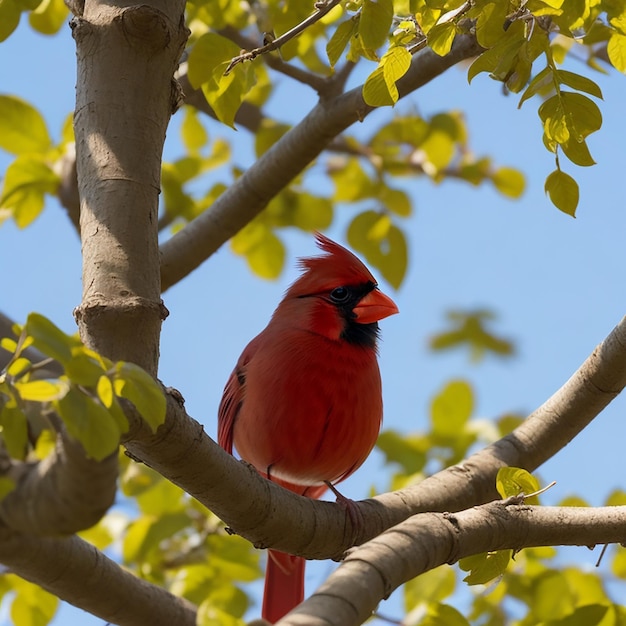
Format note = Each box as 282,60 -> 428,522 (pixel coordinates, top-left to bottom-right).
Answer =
218,233 -> 398,623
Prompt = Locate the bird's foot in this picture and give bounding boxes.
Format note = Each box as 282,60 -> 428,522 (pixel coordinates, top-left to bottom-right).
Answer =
324,480 -> 363,545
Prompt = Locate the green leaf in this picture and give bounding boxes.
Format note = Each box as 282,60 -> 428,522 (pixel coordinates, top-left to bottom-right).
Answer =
136,474 -> 184,516
0,405 -> 28,459
430,309 -> 514,361
180,107 -> 208,154
188,32 -> 256,128
518,66 -> 552,108
422,603 -> 470,626
556,70 -> 603,98
405,565 -> 456,609
380,186 -> 412,216
359,0 -> 393,50
327,17 -> 358,67
54,387 -> 121,461
363,45 -> 411,107
187,32 -> 241,88
491,167 -> 525,198
207,534 -> 262,582
431,380 -> 473,437
561,136 -> 595,167
330,157 -> 376,201
231,223 -> 286,280
0,95 -> 52,155
0,477 -> 16,500
0,155 -> 59,227
496,467 -> 541,503
10,577 -> 59,626
428,21 -> 457,56
24,313 -> 74,365
475,1 -> 509,47
65,348 -> 110,387
363,66 -> 393,107
459,550 -> 512,585
28,0 -> 68,35
532,571 -> 574,621
196,603 -> 246,626
347,210 -> 407,288
467,21 -> 526,84
0,0 -> 21,42
544,169 -> 579,217
377,430 -> 427,475
123,513 -> 190,563
113,362 -> 166,433
561,92 -> 602,140
15,379 -> 69,402
382,46 -> 412,100
607,31 -> 626,73
547,604 -> 609,626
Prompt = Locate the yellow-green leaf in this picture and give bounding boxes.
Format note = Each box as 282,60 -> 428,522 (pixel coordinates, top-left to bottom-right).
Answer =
113,362 -> 165,432
188,32 -> 256,128
545,169 -> 578,217
202,64 -> 256,129
15,379 -> 69,402
327,17 -> 358,67
180,107 -> 208,154
428,21 -> 457,56
347,210 -> 407,288
0,0 -> 21,42
0,95 -> 51,155
187,32 -> 241,88
405,566 -> 456,609
0,405 -> 28,459
0,155 -> 59,227
381,45 -> 412,101
28,0 -> 68,35
0,477 -> 16,500
459,550 -> 512,585
244,229 -> 285,280
363,66 -> 394,107
55,387 -> 121,461
359,0 -> 393,50
556,69 -> 603,98
24,313 -> 74,365
422,603 -> 470,626
491,167 -> 525,198
475,1 -> 509,47
9,577 -> 59,626
608,31 -> 626,73
496,467 -> 541,503
431,380 -> 473,437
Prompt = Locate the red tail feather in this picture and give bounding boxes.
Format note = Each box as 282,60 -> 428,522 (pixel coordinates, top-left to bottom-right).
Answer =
262,550 -> 305,623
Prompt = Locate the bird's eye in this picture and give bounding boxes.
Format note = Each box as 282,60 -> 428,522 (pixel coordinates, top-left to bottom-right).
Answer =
330,286 -> 350,303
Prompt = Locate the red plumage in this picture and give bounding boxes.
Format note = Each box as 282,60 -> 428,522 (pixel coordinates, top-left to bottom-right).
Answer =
218,233 -> 398,623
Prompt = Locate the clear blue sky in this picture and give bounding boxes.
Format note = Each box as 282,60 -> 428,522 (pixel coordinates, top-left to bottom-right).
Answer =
1,16 -> 625,625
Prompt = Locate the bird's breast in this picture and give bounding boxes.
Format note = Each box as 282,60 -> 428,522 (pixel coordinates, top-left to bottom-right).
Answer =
232,329 -> 382,489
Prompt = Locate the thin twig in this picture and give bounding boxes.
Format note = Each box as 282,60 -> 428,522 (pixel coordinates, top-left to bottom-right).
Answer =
224,0 -> 343,74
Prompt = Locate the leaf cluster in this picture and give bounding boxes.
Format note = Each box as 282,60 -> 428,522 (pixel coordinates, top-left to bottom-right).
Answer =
0,313 -> 166,463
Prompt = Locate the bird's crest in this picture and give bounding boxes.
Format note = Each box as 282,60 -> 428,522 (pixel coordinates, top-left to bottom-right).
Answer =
289,232 -> 376,296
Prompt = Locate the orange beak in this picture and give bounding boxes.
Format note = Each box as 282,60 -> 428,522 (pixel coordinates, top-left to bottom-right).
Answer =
353,288 -> 399,324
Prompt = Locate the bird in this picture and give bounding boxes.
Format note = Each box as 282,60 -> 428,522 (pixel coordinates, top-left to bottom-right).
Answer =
218,232 -> 398,623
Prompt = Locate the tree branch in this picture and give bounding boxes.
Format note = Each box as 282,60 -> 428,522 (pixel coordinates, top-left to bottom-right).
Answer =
72,2 -> 187,373
159,34 -> 484,291
123,316 -> 626,560
223,0 -> 343,75
0,527 -> 197,626
0,432 -> 117,535
278,503 -> 626,625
